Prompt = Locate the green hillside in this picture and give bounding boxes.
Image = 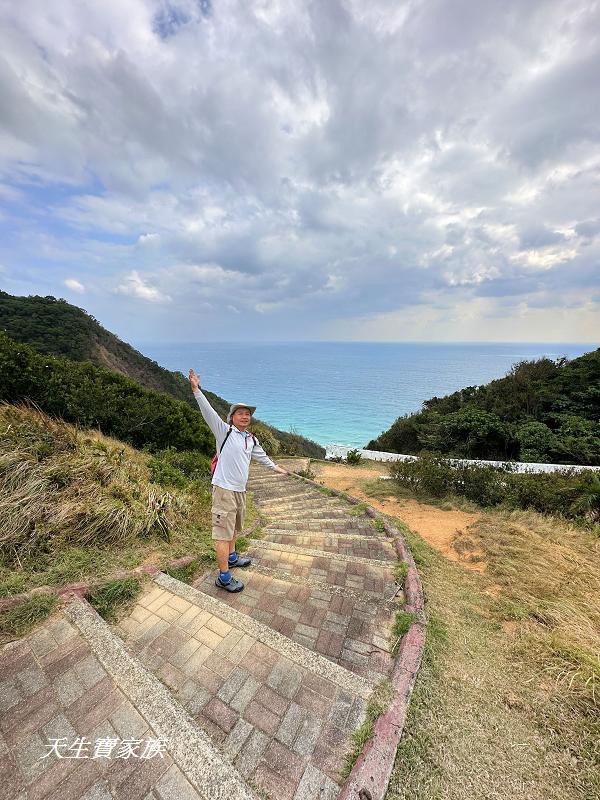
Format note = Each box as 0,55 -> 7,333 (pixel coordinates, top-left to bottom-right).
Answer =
0,292 -> 324,457
367,349 -> 600,465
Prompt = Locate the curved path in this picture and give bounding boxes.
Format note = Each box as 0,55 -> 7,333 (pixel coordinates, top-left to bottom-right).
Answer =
0,461 -> 424,800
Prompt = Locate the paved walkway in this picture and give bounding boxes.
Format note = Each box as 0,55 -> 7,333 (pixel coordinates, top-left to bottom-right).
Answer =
0,461 -> 404,800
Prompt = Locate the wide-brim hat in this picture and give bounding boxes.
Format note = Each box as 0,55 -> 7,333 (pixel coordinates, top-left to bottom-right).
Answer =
227,403 -> 256,423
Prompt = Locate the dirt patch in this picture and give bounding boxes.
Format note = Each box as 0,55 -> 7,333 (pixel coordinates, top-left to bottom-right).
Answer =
312,460 -> 485,571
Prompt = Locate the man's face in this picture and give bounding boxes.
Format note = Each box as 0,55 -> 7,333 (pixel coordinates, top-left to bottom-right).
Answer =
231,408 -> 252,429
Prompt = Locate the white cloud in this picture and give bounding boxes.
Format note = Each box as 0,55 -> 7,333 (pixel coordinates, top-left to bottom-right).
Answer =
64,278 -> 85,293
115,270 -> 171,303
0,0 -> 598,341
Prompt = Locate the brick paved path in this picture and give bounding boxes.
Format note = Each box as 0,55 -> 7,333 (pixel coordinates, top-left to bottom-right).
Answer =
0,461 -> 403,800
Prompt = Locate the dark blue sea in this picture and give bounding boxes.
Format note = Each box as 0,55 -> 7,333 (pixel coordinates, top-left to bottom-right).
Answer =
135,342 -> 595,448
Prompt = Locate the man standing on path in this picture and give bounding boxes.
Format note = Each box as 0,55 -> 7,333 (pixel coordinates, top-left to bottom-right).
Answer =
189,368 -> 287,593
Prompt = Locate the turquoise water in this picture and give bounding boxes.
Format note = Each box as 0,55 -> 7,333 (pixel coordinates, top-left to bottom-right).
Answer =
136,342 -> 595,448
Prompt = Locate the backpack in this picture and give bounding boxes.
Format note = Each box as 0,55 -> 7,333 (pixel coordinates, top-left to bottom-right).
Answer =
210,427 -> 257,476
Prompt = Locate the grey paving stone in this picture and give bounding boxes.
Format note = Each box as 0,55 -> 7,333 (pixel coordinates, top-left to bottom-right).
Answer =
223,719 -> 253,761
46,618 -> 78,645
234,728 -> 269,777
230,676 -> 260,714
180,684 -> 211,716
41,712 -> 78,743
155,763 -> 202,800
267,660 -> 303,699
17,664 -> 48,696
53,668 -> 87,706
87,719 -> 122,775
79,780 -> 114,800
276,703 -> 305,747
293,764 -> 339,799
73,654 -> 107,690
346,696 -> 367,730
14,732 -> 54,782
217,668 -> 249,705
0,678 -> 23,713
109,704 -> 148,739
293,715 -> 322,757
28,628 -> 58,657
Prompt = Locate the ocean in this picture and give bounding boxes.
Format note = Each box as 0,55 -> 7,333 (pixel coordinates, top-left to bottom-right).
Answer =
135,342 -> 594,449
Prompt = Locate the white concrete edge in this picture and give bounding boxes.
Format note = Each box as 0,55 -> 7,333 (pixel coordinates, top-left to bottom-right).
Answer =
325,444 -> 600,474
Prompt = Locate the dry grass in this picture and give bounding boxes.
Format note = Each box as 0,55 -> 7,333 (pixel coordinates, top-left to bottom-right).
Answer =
464,510 -> 600,708
319,463 -> 600,800
385,527 -> 600,800
0,403 -> 216,598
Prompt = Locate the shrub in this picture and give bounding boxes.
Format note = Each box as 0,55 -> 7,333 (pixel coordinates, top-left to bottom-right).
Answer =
391,453 -> 600,523
390,455 -> 454,497
250,423 -> 281,457
346,448 -> 363,465
148,458 -> 188,489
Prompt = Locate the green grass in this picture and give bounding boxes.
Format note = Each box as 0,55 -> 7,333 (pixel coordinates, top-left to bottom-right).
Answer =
317,486 -> 334,496
88,577 -> 143,622
0,593 -> 59,641
348,501 -> 369,516
373,517 -> 386,532
394,560 -> 409,588
163,560 -> 200,584
342,680 -> 394,778
391,610 -> 418,654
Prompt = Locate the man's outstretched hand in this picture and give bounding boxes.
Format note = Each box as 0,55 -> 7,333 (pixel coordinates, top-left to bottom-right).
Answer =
188,369 -> 200,392
274,465 -> 288,474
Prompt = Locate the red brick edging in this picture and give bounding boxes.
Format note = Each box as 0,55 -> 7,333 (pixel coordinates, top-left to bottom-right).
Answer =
287,469 -> 426,800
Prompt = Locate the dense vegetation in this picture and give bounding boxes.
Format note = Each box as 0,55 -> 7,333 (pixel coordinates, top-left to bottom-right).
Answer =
0,292 -> 324,458
0,332 -> 216,454
368,350 -> 600,465
390,455 -> 600,524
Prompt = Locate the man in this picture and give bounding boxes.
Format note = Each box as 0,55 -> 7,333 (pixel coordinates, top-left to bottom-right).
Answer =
189,368 -> 287,593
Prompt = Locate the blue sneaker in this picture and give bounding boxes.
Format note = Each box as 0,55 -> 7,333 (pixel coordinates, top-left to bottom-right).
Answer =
215,575 -> 244,592
229,555 -> 252,568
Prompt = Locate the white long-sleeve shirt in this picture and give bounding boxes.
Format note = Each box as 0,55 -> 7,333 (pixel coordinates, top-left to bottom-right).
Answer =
193,389 -> 277,491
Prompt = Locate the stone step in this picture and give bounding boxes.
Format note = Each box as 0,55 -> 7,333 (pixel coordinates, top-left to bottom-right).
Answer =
255,497 -> 346,512
193,569 -> 396,682
262,532 -> 395,561
264,528 -> 384,542
251,488 -> 325,503
251,540 -> 392,567
247,477 -> 298,489
247,543 -> 397,598
263,518 -> 375,532
0,599 -> 257,800
265,508 -> 363,521
249,564 -> 404,606
117,576 -> 372,796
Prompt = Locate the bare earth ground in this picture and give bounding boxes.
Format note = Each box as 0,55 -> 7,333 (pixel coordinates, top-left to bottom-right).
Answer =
311,461 -> 485,570
309,458 -> 598,800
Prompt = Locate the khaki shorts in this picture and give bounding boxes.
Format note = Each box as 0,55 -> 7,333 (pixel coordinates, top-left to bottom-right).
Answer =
211,485 -> 246,541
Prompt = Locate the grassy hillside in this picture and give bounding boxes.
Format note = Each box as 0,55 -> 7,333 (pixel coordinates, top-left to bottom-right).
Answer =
0,404 -> 223,604
368,349 -> 600,465
0,292 -> 324,457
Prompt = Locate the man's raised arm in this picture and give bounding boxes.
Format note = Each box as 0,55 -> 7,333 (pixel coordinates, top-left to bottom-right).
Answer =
188,368 -> 229,440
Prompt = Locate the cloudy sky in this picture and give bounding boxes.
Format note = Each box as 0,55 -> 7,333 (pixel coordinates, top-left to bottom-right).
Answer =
0,0 -> 599,343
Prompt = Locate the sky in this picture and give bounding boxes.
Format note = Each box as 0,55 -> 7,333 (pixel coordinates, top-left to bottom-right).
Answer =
0,0 -> 599,344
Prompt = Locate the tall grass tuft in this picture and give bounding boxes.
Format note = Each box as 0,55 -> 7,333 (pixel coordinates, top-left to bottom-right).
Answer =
0,404 -> 185,566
